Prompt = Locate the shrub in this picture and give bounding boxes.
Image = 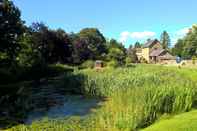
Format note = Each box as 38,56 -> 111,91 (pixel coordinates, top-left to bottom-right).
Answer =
107,60 -> 119,68
125,57 -> 132,66
80,60 -> 94,69
139,57 -> 148,63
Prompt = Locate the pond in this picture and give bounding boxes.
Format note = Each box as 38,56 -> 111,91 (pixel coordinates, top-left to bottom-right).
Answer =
25,95 -> 102,124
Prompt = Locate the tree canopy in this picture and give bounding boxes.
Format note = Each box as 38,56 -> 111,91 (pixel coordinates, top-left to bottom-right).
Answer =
0,0 -> 24,65
172,25 -> 197,59
160,31 -> 171,49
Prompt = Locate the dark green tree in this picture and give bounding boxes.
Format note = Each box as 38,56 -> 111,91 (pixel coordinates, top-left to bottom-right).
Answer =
134,41 -> 141,48
106,39 -> 126,65
108,39 -> 124,49
108,47 -> 126,65
72,28 -> 107,64
172,25 -> 197,59
0,0 -> 24,65
160,31 -> 171,49
171,39 -> 184,57
182,25 -> 197,58
78,28 -> 106,59
30,23 -> 72,64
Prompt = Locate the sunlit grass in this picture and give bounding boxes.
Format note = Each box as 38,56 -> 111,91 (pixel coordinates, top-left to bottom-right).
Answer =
8,64 -> 197,131
142,110 -> 197,131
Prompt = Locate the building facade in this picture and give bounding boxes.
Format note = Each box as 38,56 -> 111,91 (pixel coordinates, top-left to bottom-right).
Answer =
136,39 -> 175,63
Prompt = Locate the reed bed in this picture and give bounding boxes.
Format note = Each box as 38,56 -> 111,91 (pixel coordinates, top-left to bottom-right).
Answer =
9,65 -> 197,131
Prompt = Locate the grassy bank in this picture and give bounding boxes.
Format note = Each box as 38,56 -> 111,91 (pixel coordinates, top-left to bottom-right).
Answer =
142,109 -> 197,131
7,65 -> 197,131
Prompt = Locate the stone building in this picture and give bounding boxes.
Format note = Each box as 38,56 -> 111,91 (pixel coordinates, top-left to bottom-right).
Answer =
136,39 -> 175,63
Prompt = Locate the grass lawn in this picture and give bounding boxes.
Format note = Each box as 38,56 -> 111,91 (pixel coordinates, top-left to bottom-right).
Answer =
142,110 -> 197,131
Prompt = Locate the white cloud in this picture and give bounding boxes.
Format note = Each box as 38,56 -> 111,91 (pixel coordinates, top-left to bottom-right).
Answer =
119,31 -> 130,43
176,28 -> 190,36
130,31 -> 156,39
171,27 -> 190,46
119,31 -> 156,44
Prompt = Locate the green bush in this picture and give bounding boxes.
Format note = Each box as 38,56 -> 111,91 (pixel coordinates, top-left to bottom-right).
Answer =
126,57 -> 132,66
107,60 -> 119,68
140,57 -> 148,63
80,60 -> 95,69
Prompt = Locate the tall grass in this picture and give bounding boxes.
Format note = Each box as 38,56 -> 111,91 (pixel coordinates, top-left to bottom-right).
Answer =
8,65 -> 197,131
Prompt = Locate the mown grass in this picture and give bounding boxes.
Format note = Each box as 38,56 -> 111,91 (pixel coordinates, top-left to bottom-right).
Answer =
7,64 -> 197,131
142,109 -> 197,131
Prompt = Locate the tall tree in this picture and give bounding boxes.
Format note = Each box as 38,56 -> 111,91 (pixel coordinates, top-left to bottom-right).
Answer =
106,39 -> 126,65
160,31 -> 171,49
30,23 -> 72,64
134,41 -> 141,48
72,28 -> 107,64
182,25 -> 197,58
171,39 -> 184,57
172,25 -> 197,59
0,0 -> 24,65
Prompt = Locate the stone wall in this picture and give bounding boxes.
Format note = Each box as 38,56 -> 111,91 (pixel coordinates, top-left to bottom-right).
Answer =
159,60 -> 197,66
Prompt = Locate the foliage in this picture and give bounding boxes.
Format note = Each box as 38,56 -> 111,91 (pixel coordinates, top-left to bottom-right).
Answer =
134,41 -> 142,48
108,47 -> 126,65
172,25 -> 197,59
125,57 -> 132,66
107,39 -> 125,50
160,31 -> 171,49
172,39 -> 184,57
127,47 -> 138,63
30,23 -> 72,65
107,60 -> 119,68
80,60 -> 95,69
139,57 -> 148,63
8,65 -> 197,131
72,28 -> 107,64
0,0 -> 24,65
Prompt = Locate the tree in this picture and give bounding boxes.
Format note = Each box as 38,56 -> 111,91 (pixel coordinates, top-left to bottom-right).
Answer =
51,29 -> 72,63
172,25 -> 197,59
160,31 -> 171,49
134,42 -> 141,48
127,47 -> 138,63
108,48 -> 126,65
72,37 -> 91,64
171,39 -> 184,57
182,25 -> 197,58
30,23 -> 72,64
17,27 -> 36,67
106,38 -> 126,65
108,39 -> 124,49
72,28 -> 107,64
0,0 -> 24,65
78,28 -> 107,60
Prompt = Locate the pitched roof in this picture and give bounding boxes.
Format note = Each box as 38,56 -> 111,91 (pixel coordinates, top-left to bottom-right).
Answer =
143,39 -> 159,48
158,53 -> 176,60
150,49 -> 165,57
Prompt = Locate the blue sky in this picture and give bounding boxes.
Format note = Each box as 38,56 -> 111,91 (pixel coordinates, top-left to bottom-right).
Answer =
13,0 -> 197,47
